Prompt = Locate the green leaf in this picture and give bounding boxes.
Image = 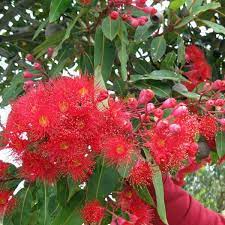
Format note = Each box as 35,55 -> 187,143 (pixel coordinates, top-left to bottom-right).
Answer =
216,131 -> 225,158
17,184 -> 32,225
101,17 -> 120,41
175,2 -> 221,28
32,19 -> 48,40
134,21 -> 156,42
49,0 -> 71,23
134,185 -> 156,207
153,169 -> 168,225
94,28 -> 116,82
51,190 -> 85,225
175,90 -> 200,99
130,70 -> 186,82
50,48 -> 71,76
57,177 -> 69,207
169,0 -> 185,10
55,10 -> 86,53
192,2 -> 220,15
132,59 -> 153,74
118,22 -> 129,81
177,37 -> 185,65
175,15 -> 194,28
118,40 -> 128,81
160,52 -> 177,70
201,20 -> 225,35
150,36 -> 167,62
150,82 -> 172,98
113,79 -> 128,97
87,162 -> 120,200
0,74 -> 24,107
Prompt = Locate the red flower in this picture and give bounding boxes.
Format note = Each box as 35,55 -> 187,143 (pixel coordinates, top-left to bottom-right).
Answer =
64,153 -> 94,182
21,152 -> 58,183
102,136 -> 134,165
184,45 -> 212,91
129,160 -> 152,185
185,45 -> 205,63
118,187 -> 154,225
199,116 -> 217,148
81,200 -> 105,223
145,115 -> 199,170
0,191 -> 16,215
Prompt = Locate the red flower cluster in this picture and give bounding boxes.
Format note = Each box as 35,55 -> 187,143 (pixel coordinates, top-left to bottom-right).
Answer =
4,76 -> 134,183
81,200 -> 105,223
199,116 -> 217,148
184,45 -> 212,91
116,186 -> 154,225
129,160 -> 152,185
109,0 -> 157,27
0,191 -> 16,215
145,113 -> 199,171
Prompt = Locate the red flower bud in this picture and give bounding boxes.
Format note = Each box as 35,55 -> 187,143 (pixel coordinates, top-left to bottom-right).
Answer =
218,118 -> 225,126
110,11 -> 119,20
169,123 -> 181,134
47,47 -> 54,58
142,7 -> 157,15
25,54 -> 34,62
172,105 -> 188,117
146,103 -> 155,113
130,18 -> 139,27
138,16 -> 148,26
215,98 -> 225,107
138,89 -> 155,104
162,98 -> 177,109
156,119 -> 169,131
34,62 -> 42,71
205,99 -> 215,110
153,108 -> 163,119
23,70 -> 34,79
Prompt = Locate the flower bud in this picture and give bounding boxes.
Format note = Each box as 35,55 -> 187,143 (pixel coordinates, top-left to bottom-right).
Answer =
169,124 -> 181,134
138,89 -> 155,104
25,54 -> 34,62
146,103 -> 155,113
162,98 -> 177,109
23,70 -> 34,79
34,62 -> 42,71
156,119 -> 169,131
153,108 -> 163,119
215,98 -> 225,107
110,11 -> 119,20
138,16 -> 148,26
142,7 -> 157,15
205,100 -> 215,110
130,18 -> 139,27
172,105 -> 188,117
218,118 -> 225,126
47,47 -> 54,58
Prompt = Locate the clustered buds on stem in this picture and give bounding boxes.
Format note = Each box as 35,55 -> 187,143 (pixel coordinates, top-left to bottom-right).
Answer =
108,0 -> 158,28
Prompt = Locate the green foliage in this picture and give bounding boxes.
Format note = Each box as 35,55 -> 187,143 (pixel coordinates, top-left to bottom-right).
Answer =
1,0 -> 225,223
185,164 -> 225,213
